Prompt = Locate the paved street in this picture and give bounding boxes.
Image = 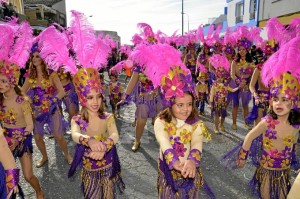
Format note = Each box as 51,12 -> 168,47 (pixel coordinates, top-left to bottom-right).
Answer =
19,73 -> 298,199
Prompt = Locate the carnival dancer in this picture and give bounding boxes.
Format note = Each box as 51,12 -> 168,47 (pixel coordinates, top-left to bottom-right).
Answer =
230,26 -> 255,130
183,42 -> 197,81
36,11 -> 125,198
195,67 -> 208,116
209,54 -> 239,133
117,23 -> 163,152
134,43 -> 212,198
21,47 -> 72,167
0,19 -> 32,199
0,127 -> 20,199
108,68 -> 123,118
225,37 -> 300,199
58,67 -> 79,124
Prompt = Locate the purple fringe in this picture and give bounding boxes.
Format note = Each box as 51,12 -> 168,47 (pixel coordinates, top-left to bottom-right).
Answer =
68,144 -> 85,178
203,179 -> 216,199
13,134 -> 33,158
291,144 -> 300,170
221,135 -> 262,169
160,158 -> 177,193
246,104 -> 258,125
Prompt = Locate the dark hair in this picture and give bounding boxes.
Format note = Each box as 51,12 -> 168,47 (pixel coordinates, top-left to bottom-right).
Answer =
268,107 -> 300,125
236,50 -> 252,63
158,92 -> 199,123
80,96 -> 105,123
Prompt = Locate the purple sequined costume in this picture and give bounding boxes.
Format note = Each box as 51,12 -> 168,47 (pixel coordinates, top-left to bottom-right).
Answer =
68,114 -> 125,198
27,80 -> 64,136
62,82 -> 79,115
232,61 -> 254,107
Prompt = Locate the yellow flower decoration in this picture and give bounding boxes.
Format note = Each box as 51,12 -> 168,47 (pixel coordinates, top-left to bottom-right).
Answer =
82,157 -> 92,170
165,152 -> 174,165
96,159 -> 106,167
280,159 -> 290,168
6,174 -> 14,189
261,155 -> 274,168
263,138 -> 274,150
283,136 -> 295,148
164,122 -> 177,136
94,134 -> 106,142
180,129 -> 191,144
192,151 -> 201,161
41,79 -> 50,88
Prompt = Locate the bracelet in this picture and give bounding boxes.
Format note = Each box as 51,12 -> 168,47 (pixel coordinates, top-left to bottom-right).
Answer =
238,148 -> 249,160
79,135 -> 90,147
5,168 -> 19,194
187,149 -> 202,167
103,138 -> 114,152
163,149 -> 179,170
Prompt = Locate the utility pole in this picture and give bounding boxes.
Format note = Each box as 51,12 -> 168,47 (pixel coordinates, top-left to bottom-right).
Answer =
182,0 -> 184,35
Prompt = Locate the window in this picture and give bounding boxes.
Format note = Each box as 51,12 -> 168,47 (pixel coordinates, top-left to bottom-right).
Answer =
249,0 -> 256,19
235,2 -> 244,23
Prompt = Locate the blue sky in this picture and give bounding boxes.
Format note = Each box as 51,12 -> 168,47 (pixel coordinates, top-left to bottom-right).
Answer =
66,0 -> 227,45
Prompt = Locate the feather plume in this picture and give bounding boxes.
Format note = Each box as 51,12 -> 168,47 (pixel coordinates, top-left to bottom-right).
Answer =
8,21 -> 33,68
37,25 -> 77,74
197,62 -> 208,73
0,24 -> 15,61
197,25 -> 204,43
130,43 -> 186,88
110,61 -> 124,74
88,34 -> 110,69
69,10 -> 96,68
209,54 -> 230,72
137,23 -> 154,38
223,28 -> 235,45
131,33 -> 143,46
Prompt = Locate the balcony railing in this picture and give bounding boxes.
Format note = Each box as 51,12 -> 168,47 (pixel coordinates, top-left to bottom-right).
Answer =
235,15 -> 243,23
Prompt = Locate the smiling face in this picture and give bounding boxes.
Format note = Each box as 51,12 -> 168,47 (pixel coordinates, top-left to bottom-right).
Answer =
0,75 -> 12,94
238,46 -> 247,57
85,89 -> 102,114
271,93 -> 292,116
171,93 -> 193,121
32,52 -> 43,67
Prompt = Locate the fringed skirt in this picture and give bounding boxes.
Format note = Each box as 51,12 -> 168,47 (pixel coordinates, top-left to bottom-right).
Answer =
62,82 -> 79,114
0,163 -> 6,199
157,161 -> 204,199
249,165 -> 291,199
81,165 -> 125,199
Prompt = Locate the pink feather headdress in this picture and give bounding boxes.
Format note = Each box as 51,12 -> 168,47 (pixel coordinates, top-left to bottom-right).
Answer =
261,36 -> 300,109
38,10 -> 110,106
0,19 -> 33,85
120,44 -> 132,56
109,61 -> 124,77
233,25 -> 252,50
129,43 -> 194,106
209,54 -> 230,78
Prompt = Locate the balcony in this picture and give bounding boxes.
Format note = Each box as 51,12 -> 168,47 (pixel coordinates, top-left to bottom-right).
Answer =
235,15 -> 243,23
249,12 -> 255,19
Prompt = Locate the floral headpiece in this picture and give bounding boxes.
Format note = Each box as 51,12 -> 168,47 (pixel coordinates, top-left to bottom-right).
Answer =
109,61 -> 123,77
209,54 -> 230,78
37,11 -> 110,106
0,20 -> 33,85
130,43 -> 193,107
31,42 -> 40,53
233,26 -> 253,50
262,37 -> 300,109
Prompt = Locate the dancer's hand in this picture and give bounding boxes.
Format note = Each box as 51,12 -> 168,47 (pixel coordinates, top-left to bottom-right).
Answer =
88,139 -> 106,152
173,160 -> 183,172
236,159 -> 246,168
181,160 -> 196,178
89,151 -> 105,160
254,99 -> 260,105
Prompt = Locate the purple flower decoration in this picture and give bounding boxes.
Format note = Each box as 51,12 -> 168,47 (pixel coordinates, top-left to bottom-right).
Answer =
265,129 -> 277,140
173,142 -> 186,157
75,117 -> 89,132
282,146 -> 291,157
